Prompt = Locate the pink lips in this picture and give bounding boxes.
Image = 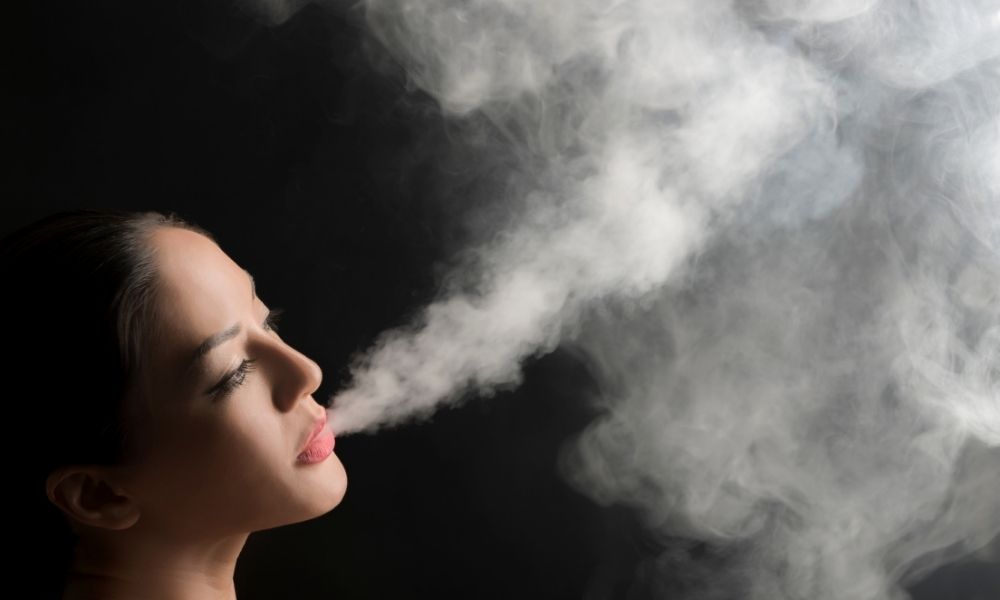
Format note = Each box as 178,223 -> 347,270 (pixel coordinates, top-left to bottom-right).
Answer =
297,413 -> 335,464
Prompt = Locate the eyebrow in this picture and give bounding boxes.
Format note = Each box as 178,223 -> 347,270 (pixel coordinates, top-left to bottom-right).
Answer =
188,269 -> 258,368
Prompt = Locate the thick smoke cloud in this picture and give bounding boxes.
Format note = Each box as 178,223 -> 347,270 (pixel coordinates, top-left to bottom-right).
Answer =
252,0 -> 1000,598
331,0 -> 843,432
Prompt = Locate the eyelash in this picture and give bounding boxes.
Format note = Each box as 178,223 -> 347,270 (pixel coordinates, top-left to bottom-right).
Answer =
211,308 -> 284,400
213,358 -> 258,399
264,308 -> 284,332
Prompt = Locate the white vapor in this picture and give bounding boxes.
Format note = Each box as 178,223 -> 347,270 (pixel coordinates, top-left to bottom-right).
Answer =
287,0 -> 996,598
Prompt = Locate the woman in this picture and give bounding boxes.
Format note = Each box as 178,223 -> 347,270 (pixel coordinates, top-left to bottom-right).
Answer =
4,210 -> 348,600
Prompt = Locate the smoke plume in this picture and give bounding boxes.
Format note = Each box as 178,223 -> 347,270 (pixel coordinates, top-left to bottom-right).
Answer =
285,0 -> 999,598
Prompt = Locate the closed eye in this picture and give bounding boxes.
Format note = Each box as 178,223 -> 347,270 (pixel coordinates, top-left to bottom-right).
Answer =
205,309 -> 285,399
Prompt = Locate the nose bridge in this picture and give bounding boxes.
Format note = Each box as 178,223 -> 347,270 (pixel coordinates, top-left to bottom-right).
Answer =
267,336 -> 323,409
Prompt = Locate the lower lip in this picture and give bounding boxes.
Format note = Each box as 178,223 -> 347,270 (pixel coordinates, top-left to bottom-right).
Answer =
297,427 -> 335,464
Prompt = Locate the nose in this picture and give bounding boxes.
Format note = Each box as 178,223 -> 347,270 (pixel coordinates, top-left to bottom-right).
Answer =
265,337 -> 323,411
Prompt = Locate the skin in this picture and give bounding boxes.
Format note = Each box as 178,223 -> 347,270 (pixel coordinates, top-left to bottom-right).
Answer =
46,227 -> 348,600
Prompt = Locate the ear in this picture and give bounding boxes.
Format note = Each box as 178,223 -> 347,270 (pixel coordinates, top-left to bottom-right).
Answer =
45,466 -> 141,531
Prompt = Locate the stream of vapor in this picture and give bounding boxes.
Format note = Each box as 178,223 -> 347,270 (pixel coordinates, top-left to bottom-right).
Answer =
255,0 -> 1000,598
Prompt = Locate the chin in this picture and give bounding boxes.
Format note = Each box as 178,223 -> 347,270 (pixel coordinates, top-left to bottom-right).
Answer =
293,454 -> 349,522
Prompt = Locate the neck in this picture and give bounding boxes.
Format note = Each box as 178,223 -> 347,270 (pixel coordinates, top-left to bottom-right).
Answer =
62,526 -> 249,600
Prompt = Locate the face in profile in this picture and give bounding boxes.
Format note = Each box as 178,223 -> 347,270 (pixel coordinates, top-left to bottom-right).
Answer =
108,227 -> 347,539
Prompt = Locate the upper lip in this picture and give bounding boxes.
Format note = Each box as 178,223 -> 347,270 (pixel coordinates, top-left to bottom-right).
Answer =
298,412 -> 328,455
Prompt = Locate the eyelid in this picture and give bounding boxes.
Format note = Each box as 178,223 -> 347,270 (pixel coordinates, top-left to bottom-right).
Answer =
208,358 -> 257,398
207,360 -> 243,396
205,309 -> 283,398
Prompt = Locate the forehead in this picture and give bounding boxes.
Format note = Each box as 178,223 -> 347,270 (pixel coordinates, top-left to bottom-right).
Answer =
148,227 -> 252,356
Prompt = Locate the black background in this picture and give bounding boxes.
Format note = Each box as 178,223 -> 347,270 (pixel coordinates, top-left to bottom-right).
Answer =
4,2 -> 997,598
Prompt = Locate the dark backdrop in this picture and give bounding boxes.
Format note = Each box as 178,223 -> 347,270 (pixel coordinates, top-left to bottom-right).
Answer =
4,3 -> 996,599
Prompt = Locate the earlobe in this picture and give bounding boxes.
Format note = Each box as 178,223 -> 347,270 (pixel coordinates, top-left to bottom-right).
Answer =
45,467 -> 141,531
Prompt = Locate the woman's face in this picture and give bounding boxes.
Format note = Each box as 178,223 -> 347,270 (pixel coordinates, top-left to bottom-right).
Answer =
119,227 -> 347,539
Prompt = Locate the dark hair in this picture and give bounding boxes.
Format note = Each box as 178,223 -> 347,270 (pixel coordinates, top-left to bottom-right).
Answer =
2,209 -> 208,599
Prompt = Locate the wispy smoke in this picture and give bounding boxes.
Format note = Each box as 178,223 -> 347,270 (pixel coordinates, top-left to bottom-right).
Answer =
296,0 -> 996,598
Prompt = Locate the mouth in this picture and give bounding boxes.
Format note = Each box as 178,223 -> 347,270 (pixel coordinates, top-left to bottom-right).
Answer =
297,412 -> 335,464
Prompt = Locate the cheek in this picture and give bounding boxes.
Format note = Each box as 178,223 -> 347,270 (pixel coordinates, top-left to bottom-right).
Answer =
162,403 -> 282,463
133,401 -> 296,530
188,405 -> 292,493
